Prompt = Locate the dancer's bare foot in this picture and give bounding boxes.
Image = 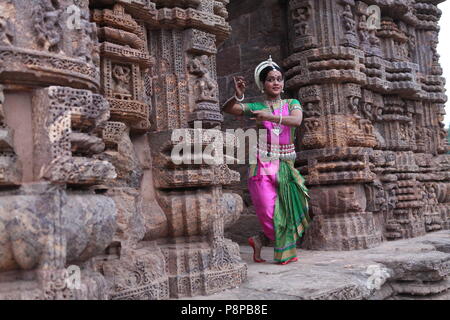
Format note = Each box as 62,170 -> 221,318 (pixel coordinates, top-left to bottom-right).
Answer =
278,257 -> 298,265
248,236 -> 266,263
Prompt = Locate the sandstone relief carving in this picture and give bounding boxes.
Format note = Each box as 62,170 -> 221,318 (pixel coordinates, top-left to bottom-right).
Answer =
0,0 -> 245,300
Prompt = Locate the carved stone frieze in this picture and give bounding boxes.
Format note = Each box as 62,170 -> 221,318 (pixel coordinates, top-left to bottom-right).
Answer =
95,3 -> 153,132
0,0 -> 100,90
33,86 -> 116,185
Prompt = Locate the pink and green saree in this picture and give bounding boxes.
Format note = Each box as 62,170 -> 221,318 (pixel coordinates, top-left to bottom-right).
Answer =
241,99 -> 311,263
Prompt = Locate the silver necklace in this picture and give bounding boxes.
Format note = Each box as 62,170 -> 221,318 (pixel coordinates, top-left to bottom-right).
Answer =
265,99 -> 283,136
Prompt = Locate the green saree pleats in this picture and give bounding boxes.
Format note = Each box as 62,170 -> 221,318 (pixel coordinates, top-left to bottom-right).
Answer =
273,160 -> 311,263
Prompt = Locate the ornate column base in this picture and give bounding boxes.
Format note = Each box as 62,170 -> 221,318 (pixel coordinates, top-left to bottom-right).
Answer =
301,211 -> 383,251
96,244 -> 170,300
160,239 -> 247,298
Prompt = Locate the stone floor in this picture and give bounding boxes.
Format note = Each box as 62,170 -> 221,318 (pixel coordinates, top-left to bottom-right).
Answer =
183,230 -> 450,300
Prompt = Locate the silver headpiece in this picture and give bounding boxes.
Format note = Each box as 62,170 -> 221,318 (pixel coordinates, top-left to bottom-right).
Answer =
254,55 -> 281,92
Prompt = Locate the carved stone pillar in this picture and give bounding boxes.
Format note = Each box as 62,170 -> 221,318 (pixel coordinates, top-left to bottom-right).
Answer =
285,0 -> 381,250
145,0 -> 247,297
281,0 -> 449,250
89,0 -> 247,299
0,0 -> 116,299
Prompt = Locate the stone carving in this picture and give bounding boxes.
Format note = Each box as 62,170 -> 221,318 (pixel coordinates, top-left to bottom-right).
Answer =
0,11 -> 116,292
290,0 -> 316,50
185,29 -> 218,55
0,183 -> 116,300
0,0 -> 100,90
189,55 -> 218,103
98,245 -> 169,300
0,47 -> 100,88
0,84 -> 21,185
112,65 -> 132,98
0,14 -> 14,46
94,3 -> 153,132
89,0 -> 245,300
0,0 -> 245,301
342,5 -> 356,35
341,1 -> 358,47
33,0 -> 63,53
73,8 -> 99,66
357,2 -> 382,57
293,6 -> 311,37
147,126 -> 245,298
0,85 -> 4,121
33,86 -> 116,185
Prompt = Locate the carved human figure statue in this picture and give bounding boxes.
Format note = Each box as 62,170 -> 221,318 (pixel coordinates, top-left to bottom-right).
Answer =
74,10 -> 99,65
349,96 -> 361,118
362,103 -> 374,120
358,14 -> 370,45
293,6 -> 311,36
0,15 -> 13,46
189,55 -> 218,102
34,0 -> 63,52
343,4 -> 356,35
304,102 -> 321,117
304,118 -> 320,133
112,65 -> 132,97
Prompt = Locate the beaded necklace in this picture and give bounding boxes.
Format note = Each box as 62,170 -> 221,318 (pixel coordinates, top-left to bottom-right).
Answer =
264,99 -> 284,136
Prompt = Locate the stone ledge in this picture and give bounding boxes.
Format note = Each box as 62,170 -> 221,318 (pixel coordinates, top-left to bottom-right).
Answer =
181,230 -> 450,300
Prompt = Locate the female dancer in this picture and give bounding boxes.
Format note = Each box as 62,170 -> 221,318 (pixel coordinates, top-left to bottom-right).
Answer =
222,57 -> 311,265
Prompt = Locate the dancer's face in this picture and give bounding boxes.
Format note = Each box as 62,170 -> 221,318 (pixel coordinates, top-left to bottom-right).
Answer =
264,70 -> 284,98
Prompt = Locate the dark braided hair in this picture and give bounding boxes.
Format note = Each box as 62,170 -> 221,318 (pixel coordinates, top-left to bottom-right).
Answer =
259,65 -> 285,83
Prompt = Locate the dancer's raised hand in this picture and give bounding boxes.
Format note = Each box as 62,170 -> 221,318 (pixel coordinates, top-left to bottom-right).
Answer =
233,76 -> 246,99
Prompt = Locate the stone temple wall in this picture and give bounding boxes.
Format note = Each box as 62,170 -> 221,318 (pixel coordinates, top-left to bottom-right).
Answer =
218,0 -> 450,250
0,0 -> 246,300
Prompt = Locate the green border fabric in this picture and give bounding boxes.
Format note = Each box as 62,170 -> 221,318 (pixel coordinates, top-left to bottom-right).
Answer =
273,160 -> 311,262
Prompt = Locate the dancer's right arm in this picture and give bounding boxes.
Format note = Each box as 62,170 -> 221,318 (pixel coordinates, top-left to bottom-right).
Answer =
221,76 -> 247,116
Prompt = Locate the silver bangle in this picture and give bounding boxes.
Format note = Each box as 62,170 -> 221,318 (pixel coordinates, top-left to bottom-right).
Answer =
235,93 -> 245,102
221,97 -> 234,111
279,113 -> 283,125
